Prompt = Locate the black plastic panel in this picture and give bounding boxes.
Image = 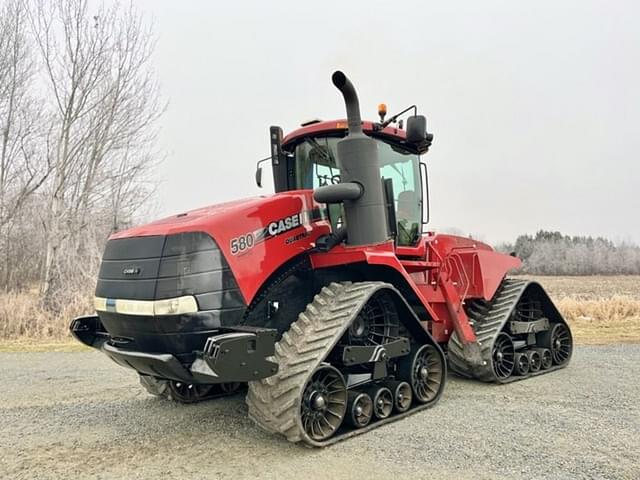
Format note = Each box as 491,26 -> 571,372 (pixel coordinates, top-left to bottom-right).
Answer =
157,250 -> 226,278
95,232 -> 242,302
98,257 -> 161,280
102,235 -> 165,260
96,277 -> 158,300
98,308 -> 246,355
196,289 -> 245,310
162,231 -> 217,256
95,232 -> 248,355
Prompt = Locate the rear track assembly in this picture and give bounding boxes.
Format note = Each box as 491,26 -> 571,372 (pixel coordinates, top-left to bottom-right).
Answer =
448,278 -> 573,383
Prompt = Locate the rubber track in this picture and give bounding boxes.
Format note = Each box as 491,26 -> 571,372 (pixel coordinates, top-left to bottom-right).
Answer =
246,281 -> 443,447
448,278 -> 570,383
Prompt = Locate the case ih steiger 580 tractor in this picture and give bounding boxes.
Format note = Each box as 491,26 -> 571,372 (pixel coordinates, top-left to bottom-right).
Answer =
71,71 -> 573,446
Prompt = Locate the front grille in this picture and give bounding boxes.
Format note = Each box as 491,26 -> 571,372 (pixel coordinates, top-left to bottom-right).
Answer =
96,232 -> 243,309
95,232 -> 247,355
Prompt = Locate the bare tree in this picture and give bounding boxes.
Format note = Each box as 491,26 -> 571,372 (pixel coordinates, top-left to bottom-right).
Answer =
501,230 -> 640,275
26,0 -> 164,301
0,0 -> 49,288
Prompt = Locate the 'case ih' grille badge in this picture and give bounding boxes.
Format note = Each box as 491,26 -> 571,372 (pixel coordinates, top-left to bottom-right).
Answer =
122,267 -> 141,275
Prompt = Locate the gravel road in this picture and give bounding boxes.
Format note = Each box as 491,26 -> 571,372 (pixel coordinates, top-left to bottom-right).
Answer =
1,345 -> 638,480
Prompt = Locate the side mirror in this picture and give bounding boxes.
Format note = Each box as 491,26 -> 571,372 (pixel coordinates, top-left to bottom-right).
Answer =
255,166 -> 263,188
406,115 -> 427,143
255,156 -> 270,189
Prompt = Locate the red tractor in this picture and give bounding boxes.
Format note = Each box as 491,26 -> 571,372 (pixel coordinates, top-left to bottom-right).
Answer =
71,71 -> 573,446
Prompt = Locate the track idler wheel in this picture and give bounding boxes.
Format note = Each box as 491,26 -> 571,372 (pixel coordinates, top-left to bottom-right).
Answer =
300,365 -> 348,442
167,381 -> 215,403
541,323 -> 573,366
346,391 -> 373,428
492,333 -> 515,380
399,344 -> 444,404
527,350 -> 542,373
386,380 -> 413,413
220,382 -> 243,394
536,348 -> 553,369
513,352 -> 530,376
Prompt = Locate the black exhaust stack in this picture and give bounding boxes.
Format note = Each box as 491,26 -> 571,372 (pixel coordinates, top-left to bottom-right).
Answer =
314,71 -> 390,246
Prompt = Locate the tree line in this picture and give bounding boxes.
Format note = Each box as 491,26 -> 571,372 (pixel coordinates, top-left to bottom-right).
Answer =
497,230 -> 640,275
0,0 -> 163,308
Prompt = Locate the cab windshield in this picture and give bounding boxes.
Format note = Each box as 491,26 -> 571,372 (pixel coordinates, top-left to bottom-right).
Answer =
292,136 -> 422,245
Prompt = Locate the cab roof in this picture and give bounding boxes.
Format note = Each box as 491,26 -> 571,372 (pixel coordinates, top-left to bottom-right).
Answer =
283,119 -> 411,148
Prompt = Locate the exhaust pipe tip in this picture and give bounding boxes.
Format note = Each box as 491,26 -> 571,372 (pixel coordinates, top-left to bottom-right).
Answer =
332,70 -> 347,89
331,70 -> 362,134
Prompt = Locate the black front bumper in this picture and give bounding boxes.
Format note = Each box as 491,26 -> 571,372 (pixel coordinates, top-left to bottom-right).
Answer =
70,315 -> 278,384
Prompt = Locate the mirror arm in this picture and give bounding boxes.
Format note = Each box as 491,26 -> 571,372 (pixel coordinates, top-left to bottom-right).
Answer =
377,105 -> 417,130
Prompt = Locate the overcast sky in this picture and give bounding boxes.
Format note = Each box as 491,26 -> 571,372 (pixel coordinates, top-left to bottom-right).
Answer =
135,0 -> 640,245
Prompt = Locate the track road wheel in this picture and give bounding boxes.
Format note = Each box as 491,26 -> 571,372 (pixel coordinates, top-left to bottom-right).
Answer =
300,365 -> 348,442
514,352 -> 530,376
399,344 -> 444,404
536,348 -> 553,369
492,333 -> 515,380
346,391 -> 373,428
541,323 -> 573,366
527,350 -> 542,373
368,386 -> 393,420
387,381 -> 412,413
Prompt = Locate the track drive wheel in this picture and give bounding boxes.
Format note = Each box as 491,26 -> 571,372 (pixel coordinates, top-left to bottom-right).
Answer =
300,365 -> 348,442
541,323 -> 573,366
399,344 -> 444,404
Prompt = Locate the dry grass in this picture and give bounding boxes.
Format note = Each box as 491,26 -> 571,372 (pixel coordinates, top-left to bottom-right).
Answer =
1,276 -> 639,351
0,288 -> 92,347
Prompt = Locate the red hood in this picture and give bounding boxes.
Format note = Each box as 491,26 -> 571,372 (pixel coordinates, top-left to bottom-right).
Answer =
110,196 -> 272,239
109,191 -> 332,304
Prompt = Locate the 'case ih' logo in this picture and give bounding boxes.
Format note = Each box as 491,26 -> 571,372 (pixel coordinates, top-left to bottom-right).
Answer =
122,267 -> 141,275
230,211 -> 313,255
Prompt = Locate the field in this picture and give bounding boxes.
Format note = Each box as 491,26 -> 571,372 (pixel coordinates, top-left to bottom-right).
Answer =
0,276 -> 639,350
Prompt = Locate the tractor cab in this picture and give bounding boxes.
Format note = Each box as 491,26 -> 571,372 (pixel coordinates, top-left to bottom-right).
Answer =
258,119 -> 431,246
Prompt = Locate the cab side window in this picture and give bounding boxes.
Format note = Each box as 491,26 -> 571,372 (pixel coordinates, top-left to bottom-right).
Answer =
378,143 -> 421,246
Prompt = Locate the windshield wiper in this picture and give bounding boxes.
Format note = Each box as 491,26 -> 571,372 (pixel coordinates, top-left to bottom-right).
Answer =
304,137 -> 335,165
